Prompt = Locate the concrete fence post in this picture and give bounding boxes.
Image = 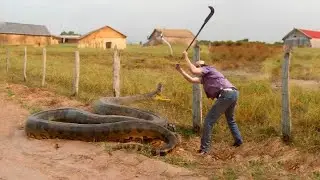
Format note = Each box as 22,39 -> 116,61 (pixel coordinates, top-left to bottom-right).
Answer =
113,45 -> 120,97
72,51 -> 80,96
23,46 -> 27,82
41,48 -> 47,87
6,48 -> 9,73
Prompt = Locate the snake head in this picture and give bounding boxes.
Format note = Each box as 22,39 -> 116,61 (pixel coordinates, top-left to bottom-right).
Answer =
155,83 -> 163,95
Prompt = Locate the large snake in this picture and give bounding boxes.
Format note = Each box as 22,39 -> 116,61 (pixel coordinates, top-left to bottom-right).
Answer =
24,83 -> 179,156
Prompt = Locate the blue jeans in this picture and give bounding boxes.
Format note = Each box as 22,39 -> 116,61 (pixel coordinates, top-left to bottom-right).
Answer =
200,89 -> 243,152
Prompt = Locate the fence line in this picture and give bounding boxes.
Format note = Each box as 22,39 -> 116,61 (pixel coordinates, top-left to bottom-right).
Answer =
1,47 -> 125,97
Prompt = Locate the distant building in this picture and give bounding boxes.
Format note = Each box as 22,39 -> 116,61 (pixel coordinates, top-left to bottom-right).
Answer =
58,35 -> 80,44
282,28 -> 320,48
143,28 -> 196,46
0,22 -> 58,46
77,26 -> 127,49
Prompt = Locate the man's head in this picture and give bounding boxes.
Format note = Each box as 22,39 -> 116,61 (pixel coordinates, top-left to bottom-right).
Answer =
195,60 -> 206,67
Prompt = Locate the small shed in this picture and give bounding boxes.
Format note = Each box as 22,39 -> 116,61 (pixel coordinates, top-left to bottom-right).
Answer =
59,35 -> 80,44
77,26 -> 127,49
282,28 -> 320,48
0,22 -> 57,46
143,28 -> 196,46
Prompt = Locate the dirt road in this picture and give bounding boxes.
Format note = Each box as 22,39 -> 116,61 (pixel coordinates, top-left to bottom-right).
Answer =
0,86 -> 207,180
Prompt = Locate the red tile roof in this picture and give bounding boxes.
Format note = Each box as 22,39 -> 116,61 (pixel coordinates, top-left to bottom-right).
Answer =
299,29 -> 320,39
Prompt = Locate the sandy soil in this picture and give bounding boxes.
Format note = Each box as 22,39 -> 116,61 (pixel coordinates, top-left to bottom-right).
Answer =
0,84 -> 207,180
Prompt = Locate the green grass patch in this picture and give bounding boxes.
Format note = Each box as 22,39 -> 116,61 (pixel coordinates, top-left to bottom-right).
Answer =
160,155 -> 198,169
223,168 -> 238,180
312,171 -> 320,180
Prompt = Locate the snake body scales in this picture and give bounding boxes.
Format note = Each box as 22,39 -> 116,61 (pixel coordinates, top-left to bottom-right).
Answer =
25,83 -> 178,156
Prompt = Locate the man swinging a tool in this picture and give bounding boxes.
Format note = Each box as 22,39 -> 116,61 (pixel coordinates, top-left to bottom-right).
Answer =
175,51 -> 243,155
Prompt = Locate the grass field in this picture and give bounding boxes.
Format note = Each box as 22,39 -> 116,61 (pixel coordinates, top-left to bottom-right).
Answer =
0,43 -> 319,179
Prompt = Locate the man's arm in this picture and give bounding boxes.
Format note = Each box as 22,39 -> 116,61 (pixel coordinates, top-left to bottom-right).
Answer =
176,64 -> 201,84
183,51 -> 202,76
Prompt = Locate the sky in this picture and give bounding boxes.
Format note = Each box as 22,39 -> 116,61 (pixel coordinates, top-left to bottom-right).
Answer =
1,0 -> 320,43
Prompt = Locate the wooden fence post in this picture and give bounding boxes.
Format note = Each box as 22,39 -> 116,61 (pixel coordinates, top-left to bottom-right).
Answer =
23,46 -> 27,82
6,49 -> 9,73
72,51 -> 80,96
113,45 -> 120,97
281,45 -> 292,142
192,44 -> 203,133
41,48 -> 46,87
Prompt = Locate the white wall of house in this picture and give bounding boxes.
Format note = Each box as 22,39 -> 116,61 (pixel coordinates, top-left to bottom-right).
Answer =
310,39 -> 320,48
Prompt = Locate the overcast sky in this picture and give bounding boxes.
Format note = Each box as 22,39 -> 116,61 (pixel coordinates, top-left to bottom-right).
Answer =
1,0 -> 320,43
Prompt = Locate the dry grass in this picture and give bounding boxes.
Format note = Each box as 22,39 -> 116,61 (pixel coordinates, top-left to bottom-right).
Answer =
209,42 -> 283,72
0,43 -> 319,179
263,48 -> 320,82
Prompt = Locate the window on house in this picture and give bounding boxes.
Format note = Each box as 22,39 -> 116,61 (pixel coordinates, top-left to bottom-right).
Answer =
105,42 -> 112,48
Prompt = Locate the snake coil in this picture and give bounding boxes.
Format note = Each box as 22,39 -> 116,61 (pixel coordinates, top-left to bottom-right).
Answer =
25,83 -> 178,156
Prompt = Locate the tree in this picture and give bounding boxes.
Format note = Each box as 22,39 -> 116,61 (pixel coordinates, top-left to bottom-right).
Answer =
241,38 -> 249,42
60,31 -> 80,35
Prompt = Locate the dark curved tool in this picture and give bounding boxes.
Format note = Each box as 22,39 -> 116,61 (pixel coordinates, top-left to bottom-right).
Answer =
186,6 -> 215,51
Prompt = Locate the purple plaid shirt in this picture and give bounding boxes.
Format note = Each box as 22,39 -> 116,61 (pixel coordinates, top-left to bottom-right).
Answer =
200,66 -> 236,99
